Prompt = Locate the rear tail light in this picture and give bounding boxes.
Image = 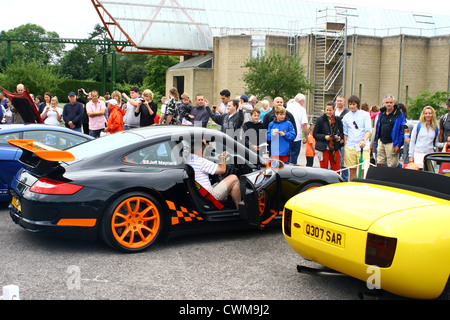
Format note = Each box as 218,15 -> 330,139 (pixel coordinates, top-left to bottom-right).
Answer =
30,178 -> 83,195
365,233 -> 397,268
283,208 -> 292,237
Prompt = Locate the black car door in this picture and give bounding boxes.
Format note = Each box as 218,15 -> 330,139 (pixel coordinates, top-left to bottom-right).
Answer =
239,160 -> 283,230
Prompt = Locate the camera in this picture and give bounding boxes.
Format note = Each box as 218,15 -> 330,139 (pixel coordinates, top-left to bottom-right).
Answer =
333,135 -> 340,140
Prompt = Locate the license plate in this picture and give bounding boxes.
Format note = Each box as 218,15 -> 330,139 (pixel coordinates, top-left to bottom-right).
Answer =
304,222 -> 345,248
11,196 -> 21,212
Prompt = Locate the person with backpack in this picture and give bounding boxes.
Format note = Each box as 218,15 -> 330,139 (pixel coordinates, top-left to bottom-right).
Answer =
408,105 -> 440,168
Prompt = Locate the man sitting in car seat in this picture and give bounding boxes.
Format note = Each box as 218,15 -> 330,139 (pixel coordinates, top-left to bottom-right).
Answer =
186,140 -> 241,209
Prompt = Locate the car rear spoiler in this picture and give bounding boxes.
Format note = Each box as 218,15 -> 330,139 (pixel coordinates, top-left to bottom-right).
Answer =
8,140 -> 75,162
8,139 -> 75,176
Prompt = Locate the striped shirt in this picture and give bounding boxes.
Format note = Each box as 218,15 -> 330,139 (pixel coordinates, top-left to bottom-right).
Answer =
187,154 -> 218,191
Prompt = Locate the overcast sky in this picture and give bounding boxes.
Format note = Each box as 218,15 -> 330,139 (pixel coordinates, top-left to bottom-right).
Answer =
1,0 -> 449,39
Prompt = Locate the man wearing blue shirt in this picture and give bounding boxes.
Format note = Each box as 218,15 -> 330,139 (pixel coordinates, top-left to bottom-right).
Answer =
343,95 -> 372,180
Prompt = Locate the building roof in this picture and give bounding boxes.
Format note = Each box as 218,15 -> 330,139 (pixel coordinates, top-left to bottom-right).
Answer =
93,0 -> 450,55
169,53 -> 213,70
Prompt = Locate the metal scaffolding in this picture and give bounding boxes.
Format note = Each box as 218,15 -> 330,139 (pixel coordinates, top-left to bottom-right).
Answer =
311,8 -> 348,120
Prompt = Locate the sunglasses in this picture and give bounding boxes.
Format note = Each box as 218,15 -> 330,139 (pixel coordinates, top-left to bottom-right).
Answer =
353,121 -> 359,129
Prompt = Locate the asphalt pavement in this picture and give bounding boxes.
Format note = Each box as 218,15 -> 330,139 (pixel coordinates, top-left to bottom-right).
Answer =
0,201 -> 405,303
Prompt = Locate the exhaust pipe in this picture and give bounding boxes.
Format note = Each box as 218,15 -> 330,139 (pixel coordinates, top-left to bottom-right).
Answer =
297,265 -> 348,277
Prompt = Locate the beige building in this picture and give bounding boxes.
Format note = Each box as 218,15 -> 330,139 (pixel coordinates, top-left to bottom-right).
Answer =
167,32 -> 450,120
93,1 -> 450,119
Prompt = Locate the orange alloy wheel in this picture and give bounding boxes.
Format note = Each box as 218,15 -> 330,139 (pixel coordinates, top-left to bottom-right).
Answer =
111,196 -> 161,250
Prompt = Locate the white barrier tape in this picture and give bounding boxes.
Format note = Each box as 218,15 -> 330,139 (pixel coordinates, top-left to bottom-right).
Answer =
336,160 -> 375,179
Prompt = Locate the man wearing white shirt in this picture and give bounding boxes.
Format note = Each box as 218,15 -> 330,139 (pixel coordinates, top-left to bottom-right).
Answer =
187,140 -> 241,209
286,93 -> 308,164
215,89 -> 231,131
343,95 -> 372,180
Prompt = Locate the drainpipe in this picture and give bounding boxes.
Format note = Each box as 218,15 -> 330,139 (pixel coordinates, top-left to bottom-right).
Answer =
342,17 -> 348,96
351,34 -> 357,96
448,36 -> 450,92
398,35 -> 405,102
307,34 -> 312,117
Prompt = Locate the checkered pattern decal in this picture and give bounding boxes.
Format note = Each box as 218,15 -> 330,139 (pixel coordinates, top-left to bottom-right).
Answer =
166,200 -> 204,225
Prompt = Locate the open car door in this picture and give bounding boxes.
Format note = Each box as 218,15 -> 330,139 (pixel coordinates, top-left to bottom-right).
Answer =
2,87 -> 43,123
423,152 -> 450,176
239,159 -> 284,230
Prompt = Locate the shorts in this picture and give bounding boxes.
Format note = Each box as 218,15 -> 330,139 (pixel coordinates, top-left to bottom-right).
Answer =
377,140 -> 399,167
210,180 -> 228,201
344,147 -> 370,168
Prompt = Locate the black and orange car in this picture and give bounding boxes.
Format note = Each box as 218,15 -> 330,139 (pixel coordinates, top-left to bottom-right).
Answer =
9,126 -> 342,252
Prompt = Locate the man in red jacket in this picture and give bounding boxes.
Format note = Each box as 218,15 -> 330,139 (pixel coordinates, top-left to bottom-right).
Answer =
105,99 -> 125,134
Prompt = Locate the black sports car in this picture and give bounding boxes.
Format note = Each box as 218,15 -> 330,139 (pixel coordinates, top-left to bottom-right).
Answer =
9,126 -> 342,252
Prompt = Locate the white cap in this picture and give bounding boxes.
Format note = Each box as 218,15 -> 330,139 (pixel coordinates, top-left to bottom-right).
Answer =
106,99 -> 118,106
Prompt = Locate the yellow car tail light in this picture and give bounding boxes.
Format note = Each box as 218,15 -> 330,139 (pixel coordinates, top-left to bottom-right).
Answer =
284,208 -> 292,237
365,233 -> 397,268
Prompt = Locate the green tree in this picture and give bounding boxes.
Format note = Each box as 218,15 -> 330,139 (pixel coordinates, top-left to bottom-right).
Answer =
143,55 -> 180,96
242,49 -> 313,100
116,53 -> 150,85
59,44 -> 99,80
0,60 -> 62,96
407,90 -> 450,120
0,23 -> 64,68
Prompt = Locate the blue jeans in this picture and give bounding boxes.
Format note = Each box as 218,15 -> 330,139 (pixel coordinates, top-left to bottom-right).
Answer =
289,140 -> 302,164
89,129 -> 103,138
340,146 -> 348,181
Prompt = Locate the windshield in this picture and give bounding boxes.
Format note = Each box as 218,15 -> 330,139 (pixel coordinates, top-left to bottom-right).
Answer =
67,131 -> 144,161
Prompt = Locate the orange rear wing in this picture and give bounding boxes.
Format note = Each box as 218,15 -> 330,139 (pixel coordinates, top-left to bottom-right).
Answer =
8,139 -> 75,162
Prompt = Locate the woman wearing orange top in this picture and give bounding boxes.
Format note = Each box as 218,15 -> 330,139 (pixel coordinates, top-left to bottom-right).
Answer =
105,99 -> 126,134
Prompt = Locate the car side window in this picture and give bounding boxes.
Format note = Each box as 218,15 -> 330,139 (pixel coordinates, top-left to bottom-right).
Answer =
205,138 -> 258,170
123,141 -> 179,166
0,132 -> 22,145
23,131 -> 90,150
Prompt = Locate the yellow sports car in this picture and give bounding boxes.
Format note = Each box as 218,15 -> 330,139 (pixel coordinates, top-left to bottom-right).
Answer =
283,153 -> 450,300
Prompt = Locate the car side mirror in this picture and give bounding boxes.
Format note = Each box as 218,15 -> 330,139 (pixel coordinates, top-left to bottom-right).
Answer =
265,159 -> 285,170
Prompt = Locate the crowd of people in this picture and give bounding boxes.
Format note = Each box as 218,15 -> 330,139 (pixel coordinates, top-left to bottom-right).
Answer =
2,83 -> 450,181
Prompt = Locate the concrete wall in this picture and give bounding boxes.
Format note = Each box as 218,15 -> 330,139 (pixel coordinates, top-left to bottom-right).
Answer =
212,35 -> 252,105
